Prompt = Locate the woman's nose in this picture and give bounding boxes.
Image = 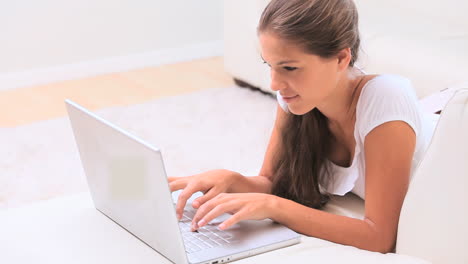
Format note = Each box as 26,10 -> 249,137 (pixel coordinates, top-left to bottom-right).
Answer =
270,70 -> 285,92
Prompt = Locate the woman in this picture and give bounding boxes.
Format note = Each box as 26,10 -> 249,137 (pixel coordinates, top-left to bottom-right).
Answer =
169,0 -> 433,253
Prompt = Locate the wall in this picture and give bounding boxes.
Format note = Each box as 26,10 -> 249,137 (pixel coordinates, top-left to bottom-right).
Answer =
0,0 -> 224,90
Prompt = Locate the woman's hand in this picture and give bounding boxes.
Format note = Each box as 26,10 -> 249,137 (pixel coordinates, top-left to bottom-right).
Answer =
190,193 -> 277,231
168,169 -> 242,220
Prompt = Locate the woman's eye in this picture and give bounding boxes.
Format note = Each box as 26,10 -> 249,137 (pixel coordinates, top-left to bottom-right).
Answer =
284,66 -> 297,71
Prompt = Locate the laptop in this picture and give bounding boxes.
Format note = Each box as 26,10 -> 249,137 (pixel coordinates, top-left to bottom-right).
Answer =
65,99 -> 301,264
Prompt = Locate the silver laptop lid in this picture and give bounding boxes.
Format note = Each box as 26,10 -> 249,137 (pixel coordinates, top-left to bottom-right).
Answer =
65,100 -> 188,264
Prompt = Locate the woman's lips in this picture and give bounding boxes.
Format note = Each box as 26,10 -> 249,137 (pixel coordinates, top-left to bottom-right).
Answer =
282,95 -> 299,103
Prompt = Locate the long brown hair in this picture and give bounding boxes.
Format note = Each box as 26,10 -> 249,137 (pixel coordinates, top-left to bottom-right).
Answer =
258,0 -> 361,209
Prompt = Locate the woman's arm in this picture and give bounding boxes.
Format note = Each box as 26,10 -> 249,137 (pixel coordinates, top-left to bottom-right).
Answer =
228,175 -> 273,194
192,120 -> 415,253
270,120 -> 416,253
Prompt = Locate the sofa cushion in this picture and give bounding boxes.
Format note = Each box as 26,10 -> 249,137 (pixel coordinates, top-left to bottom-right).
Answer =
355,0 -> 468,98
396,89 -> 468,263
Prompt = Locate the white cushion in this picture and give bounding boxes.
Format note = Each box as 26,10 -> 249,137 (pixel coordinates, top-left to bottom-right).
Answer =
396,89 -> 468,263
355,0 -> 468,98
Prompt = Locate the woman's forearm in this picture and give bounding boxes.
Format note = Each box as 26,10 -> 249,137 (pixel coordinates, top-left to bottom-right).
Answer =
269,196 -> 394,253
228,173 -> 272,194
224,173 -> 394,252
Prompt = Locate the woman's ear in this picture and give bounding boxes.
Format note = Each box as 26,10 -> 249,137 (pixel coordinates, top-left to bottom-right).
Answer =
336,48 -> 352,71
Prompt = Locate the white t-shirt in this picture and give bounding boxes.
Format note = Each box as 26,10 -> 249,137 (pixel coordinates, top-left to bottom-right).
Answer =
276,74 -> 437,199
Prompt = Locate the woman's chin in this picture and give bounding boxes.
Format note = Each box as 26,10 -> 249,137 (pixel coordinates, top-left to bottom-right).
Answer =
288,107 -> 310,116
287,102 -> 316,115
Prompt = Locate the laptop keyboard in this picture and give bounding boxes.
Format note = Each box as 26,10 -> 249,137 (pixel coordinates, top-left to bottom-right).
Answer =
179,208 -> 234,254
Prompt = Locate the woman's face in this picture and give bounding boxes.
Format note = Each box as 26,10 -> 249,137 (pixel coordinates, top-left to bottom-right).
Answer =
259,32 -> 342,115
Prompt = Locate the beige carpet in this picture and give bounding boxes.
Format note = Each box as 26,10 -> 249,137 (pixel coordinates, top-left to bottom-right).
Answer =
0,86 -> 276,209
0,56 -> 233,127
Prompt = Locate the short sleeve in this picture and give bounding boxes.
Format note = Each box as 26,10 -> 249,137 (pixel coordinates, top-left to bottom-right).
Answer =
276,91 -> 289,113
356,74 -> 422,140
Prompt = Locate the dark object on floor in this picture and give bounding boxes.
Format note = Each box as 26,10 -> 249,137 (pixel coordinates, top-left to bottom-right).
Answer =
233,78 -> 274,99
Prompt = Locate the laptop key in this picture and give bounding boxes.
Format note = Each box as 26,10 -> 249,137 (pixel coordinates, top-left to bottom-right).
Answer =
216,231 -> 233,240
205,240 -> 219,248
201,241 -> 213,248
212,238 -> 225,245
180,209 -> 235,253
198,235 -> 210,241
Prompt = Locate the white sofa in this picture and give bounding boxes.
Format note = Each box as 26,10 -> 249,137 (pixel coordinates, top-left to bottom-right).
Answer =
224,0 -> 468,263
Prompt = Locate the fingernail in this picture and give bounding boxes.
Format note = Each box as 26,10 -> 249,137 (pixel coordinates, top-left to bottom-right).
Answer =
192,222 -> 198,230
177,213 -> 181,220
218,223 -> 226,230
193,201 -> 199,208
198,219 -> 206,227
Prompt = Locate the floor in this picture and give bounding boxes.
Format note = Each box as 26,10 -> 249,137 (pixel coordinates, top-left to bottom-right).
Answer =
0,56 -> 234,127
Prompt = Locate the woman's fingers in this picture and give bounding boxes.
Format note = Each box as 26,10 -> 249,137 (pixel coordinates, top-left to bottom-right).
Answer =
219,210 -> 248,230
194,202 -> 237,231
191,188 -> 219,209
191,193 -> 270,231
168,176 -> 194,192
192,194 -> 231,230
175,184 -> 200,220
169,179 -> 188,192
167,177 -> 177,182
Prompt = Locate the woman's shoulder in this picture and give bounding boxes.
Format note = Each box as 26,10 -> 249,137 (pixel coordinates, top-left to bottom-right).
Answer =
359,74 -> 416,100
357,73 -> 419,111
356,73 -> 422,138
